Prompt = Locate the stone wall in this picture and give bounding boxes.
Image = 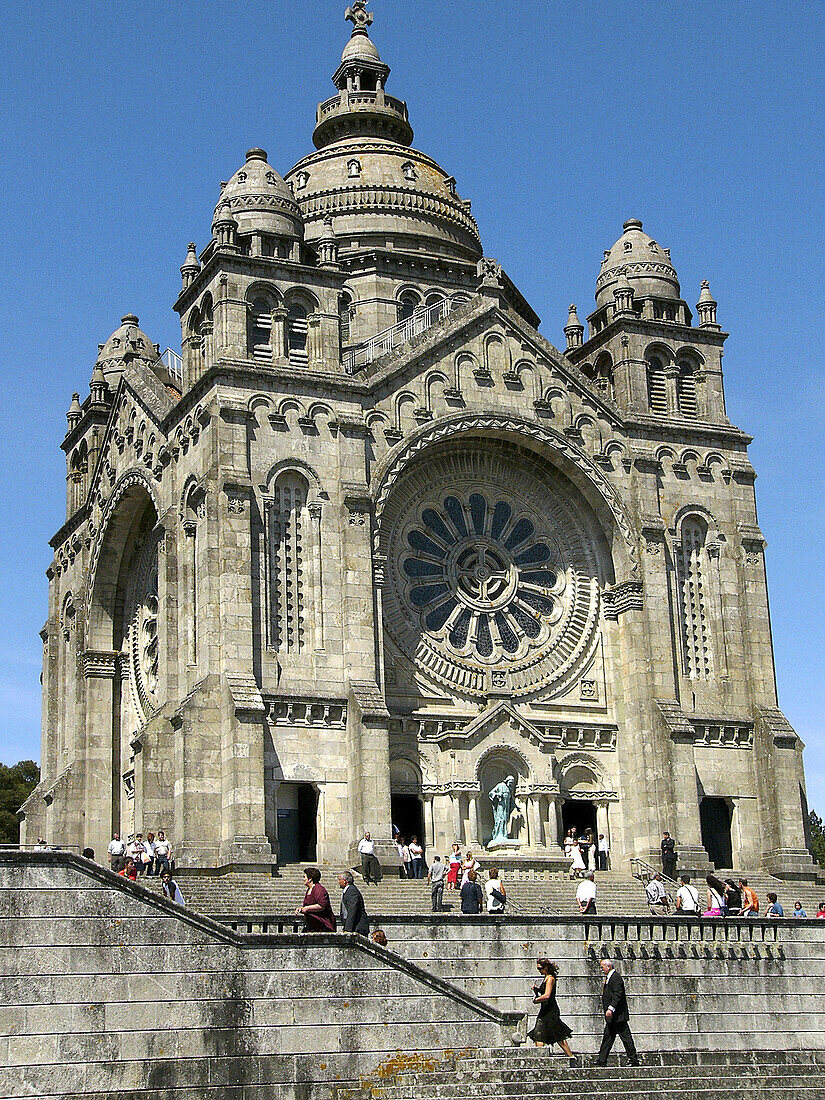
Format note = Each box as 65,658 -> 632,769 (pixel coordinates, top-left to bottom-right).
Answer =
372,913 -> 825,1055
0,854 -> 519,1100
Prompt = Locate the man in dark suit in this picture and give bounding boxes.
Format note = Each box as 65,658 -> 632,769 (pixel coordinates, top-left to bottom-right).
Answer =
338,872 -> 370,935
596,959 -> 639,1066
661,831 -> 677,880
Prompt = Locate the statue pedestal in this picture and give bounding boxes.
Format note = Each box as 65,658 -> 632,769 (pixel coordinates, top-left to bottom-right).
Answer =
486,839 -> 522,853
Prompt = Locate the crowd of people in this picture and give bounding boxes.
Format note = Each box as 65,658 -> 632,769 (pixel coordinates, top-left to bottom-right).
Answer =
646,870 -> 819,918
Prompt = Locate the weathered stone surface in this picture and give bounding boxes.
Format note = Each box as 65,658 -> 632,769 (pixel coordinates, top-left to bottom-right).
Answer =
24,5 -> 813,890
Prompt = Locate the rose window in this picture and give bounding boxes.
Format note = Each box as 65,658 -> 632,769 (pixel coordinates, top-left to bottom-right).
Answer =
402,494 -> 565,662
382,447 -> 604,698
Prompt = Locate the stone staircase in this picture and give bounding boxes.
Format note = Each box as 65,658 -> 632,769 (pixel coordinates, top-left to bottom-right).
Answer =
145,864 -> 825,922
327,1049 -> 825,1100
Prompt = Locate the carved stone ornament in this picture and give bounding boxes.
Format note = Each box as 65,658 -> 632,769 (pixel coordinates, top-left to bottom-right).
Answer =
124,525 -> 162,721
580,679 -> 597,701
226,494 -> 246,514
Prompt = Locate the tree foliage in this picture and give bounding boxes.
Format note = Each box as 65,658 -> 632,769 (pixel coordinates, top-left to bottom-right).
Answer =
808,811 -> 825,868
0,760 -> 39,845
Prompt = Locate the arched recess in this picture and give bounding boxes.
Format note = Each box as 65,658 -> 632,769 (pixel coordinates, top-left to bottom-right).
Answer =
86,470 -> 164,841
261,460 -> 326,656
475,745 -> 530,846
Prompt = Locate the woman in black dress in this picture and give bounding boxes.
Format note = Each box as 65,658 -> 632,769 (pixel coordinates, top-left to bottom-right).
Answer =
527,958 -> 574,1054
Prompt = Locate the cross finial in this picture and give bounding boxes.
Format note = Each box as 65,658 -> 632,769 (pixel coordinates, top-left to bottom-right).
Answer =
345,0 -> 373,35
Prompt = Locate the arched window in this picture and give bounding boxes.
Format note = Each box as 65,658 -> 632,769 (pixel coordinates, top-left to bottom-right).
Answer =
676,359 -> 698,418
247,297 -> 273,363
425,291 -> 445,309
594,352 -> 614,400
397,290 -> 420,323
268,473 -> 308,653
188,307 -> 204,378
339,291 -> 353,345
678,517 -> 712,680
646,356 -> 668,414
287,302 -> 309,366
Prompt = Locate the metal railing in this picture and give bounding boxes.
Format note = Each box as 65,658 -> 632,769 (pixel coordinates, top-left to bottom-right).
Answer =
342,297 -> 454,373
153,347 -> 183,386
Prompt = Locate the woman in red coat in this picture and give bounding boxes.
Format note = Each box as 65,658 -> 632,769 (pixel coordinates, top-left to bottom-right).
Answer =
296,867 -> 336,932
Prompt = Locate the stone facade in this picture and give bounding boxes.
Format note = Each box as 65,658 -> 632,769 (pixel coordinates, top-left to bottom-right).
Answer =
22,4 -> 813,879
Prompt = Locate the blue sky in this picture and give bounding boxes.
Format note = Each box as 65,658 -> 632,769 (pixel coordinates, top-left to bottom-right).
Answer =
1,2 -> 823,808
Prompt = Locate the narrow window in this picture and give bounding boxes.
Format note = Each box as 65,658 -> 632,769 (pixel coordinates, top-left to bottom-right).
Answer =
678,517 -> 712,680
287,302 -> 309,366
397,291 -> 420,323
677,361 -> 698,418
646,356 -> 668,414
247,298 -> 272,363
268,474 -> 307,653
339,292 -> 353,344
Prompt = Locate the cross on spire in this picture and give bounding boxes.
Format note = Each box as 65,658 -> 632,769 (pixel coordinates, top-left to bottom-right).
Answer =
345,0 -> 373,35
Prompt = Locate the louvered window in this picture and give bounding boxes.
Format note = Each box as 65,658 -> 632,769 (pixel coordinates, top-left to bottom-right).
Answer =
287,303 -> 308,367
647,357 -> 668,414
339,294 -> 352,344
678,518 -> 712,680
677,362 -> 698,418
268,474 -> 307,653
248,298 -> 272,363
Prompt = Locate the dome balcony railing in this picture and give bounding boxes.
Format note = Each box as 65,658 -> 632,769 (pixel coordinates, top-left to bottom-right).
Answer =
316,90 -> 409,122
342,297 -> 454,374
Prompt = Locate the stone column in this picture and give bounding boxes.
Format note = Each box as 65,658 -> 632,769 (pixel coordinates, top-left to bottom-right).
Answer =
526,794 -> 543,849
270,306 -> 288,365
422,792 -> 436,849
466,792 -> 481,847
664,363 -> 680,416
308,501 -> 325,652
82,651 -> 119,857
216,481 -> 270,868
596,801 -> 611,868
201,320 -> 214,373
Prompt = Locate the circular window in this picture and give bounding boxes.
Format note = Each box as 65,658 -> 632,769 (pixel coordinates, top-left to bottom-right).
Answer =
383,447 -> 603,698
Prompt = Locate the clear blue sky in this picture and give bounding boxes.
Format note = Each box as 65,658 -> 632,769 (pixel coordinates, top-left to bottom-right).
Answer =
1,2 -> 823,807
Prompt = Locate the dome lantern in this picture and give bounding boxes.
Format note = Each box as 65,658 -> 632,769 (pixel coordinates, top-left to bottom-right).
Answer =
312,1 -> 413,149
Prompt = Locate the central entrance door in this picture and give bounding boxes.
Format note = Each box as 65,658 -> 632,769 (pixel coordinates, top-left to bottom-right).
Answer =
561,799 -> 597,840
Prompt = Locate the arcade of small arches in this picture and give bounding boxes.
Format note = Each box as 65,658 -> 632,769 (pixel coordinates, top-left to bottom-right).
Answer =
388,750 -> 617,856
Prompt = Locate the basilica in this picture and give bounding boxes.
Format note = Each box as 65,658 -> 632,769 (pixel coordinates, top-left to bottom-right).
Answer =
22,3 -> 813,879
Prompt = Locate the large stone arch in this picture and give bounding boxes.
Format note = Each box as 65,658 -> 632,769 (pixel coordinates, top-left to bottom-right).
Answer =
84,468 -> 164,845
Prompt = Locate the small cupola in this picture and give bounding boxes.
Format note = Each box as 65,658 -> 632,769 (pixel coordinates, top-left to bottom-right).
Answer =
213,148 -> 304,242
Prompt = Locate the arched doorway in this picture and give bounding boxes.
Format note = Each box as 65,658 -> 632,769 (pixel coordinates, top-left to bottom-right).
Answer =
700,797 -> 733,869
87,476 -> 162,847
390,758 -> 424,849
277,782 -> 318,864
561,799 -> 597,839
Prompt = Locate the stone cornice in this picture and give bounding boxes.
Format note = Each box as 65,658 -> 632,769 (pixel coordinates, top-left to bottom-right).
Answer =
174,251 -> 345,314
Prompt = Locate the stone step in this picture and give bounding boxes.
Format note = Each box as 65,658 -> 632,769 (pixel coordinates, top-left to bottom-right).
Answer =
379,1071 -> 825,1095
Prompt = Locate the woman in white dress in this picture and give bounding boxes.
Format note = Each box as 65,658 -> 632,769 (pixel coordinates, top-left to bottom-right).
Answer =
564,829 -> 585,878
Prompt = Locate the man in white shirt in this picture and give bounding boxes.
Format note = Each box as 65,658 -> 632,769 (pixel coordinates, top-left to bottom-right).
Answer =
357,831 -> 382,884
484,867 -> 506,914
675,874 -> 700,914
645,873 -> 669,914
107,833 -> 127,874
597,833 -> 609,871
152,832 -> 171,875
576,871 -> 597,914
